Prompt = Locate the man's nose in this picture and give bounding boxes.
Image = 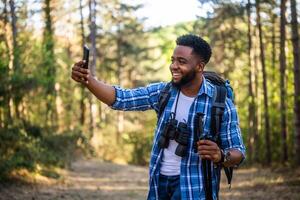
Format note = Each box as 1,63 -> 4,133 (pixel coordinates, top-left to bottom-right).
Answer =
170,61 -> 178,69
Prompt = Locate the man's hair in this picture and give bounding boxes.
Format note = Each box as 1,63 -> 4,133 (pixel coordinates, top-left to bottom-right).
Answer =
176,34 -> 212,64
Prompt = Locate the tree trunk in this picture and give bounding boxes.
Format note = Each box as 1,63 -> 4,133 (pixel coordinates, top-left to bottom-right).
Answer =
43,0 -> 57,128
89,0 -> 96,77
9,0 -> 21,121
9,0 -> 18,71
271,13 -> 276,81
252,23 -> 261,163
88,0 -> 97,139
253,26 -> 260,163
290,0 -> 300,165
79,0 -> 86,127
0,108 -> 2,128
279,0 -> 288,162
116,30 -> 124,144
88,96 -> 94,139
247,0 -> 254,164
256,0 -> 271,165
2,0 -> 12,127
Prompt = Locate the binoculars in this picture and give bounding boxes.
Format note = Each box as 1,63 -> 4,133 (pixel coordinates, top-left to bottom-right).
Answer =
158,118 -> 189,157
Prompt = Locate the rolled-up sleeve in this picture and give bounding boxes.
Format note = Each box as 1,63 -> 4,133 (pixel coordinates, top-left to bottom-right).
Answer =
219,98 -> 246,160
110,82 -> 167,112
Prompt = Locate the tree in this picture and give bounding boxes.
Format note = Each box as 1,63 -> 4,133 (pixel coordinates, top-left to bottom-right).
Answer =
246,0 -> 256,163
9,0 -> 21,120
88,0 -> 97,139
290,0 -> 300,165
42,0 -> 57,128
279,0 -> 288,162
0,0 -> 12,127
100,0 -> 149,143
79,0 -> 86,128
255,0 -> 271,164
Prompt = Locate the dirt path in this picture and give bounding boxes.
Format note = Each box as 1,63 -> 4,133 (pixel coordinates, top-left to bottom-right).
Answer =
0,159 -> 300,200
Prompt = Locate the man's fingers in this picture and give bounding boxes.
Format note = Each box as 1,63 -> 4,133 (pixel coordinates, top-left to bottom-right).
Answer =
198,150 -> 214,155
198,144 -> 218,151
197,140 -> 216,146
74,60 -> 84,66
79,77 -> 88,85
72,74 -> 87,84
72,70 -> 88,79
198,150 -> 218,158
72,70 -> 88,81
72,66 -> 88,74
78,67 -> 88,74
198,145 -> 217,150
72,61 -> 89,72
71,75 -> 81,82
201,155 -> 212,160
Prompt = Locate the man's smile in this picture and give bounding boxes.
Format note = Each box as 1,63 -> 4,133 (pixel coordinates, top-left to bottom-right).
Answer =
172,72 -> 182,79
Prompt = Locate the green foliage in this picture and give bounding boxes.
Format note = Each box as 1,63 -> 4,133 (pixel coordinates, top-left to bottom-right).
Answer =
41,129 -> 91,166
124,131 -> 153,166
0,127 -> 38,178
0,125 -> 91,180
123,112 -> 157,166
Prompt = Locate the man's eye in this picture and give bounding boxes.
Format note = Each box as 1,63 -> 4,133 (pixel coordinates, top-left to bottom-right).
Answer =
179,60 -> 186,65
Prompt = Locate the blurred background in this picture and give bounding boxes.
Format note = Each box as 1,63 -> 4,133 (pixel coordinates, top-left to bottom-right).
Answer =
0,0 -> 300,198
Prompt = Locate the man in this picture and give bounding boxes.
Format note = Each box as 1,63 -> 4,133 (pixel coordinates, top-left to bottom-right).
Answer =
71,34 -> 245,200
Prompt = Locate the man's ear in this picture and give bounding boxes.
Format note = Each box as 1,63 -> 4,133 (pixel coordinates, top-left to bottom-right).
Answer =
197,62 -> 205,73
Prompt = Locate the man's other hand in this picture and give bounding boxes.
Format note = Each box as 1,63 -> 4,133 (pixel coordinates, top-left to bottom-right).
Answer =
197,140 -> 221,163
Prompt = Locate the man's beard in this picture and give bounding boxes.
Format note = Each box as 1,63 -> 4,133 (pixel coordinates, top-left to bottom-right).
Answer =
171,69 -> 196,88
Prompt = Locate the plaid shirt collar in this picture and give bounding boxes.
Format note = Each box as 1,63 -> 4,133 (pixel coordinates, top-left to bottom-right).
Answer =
198,76 -> 214,98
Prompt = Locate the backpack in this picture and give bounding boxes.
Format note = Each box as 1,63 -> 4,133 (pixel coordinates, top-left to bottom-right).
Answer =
157,71 -> 234,188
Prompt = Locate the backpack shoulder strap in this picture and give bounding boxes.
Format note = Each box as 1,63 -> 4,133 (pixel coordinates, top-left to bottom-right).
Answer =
211,85 -> 234,187
157,82 -> 172,119
211,85 -> 227,141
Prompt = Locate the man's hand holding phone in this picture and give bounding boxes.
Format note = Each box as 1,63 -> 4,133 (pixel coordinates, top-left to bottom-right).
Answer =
71,60 -> 90,85
71,45 -> 91,85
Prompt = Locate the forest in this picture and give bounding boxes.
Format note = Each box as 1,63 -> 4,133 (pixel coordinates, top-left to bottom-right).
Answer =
0,0 -> 300,199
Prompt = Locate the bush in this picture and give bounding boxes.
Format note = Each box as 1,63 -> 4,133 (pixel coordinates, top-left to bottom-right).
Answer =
38,130 -> 90,168
0,125 -> 92,180
124,131 -> 153,166
0,127 -> 38,179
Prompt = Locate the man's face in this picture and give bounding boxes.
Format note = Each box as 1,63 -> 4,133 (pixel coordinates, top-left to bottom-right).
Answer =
170,45 -> 203,87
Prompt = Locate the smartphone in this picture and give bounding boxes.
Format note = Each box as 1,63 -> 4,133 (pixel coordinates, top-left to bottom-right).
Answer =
82,45 -> 89,69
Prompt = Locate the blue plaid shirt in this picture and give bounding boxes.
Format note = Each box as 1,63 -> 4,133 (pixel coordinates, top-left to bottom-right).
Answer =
111,77 -> 245,200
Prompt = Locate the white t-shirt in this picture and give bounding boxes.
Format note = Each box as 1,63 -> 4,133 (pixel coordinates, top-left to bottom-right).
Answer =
160,91 -> 195,176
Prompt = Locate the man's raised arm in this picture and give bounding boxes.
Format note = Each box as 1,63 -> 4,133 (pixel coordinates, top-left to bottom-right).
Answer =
71,60 -> 115,106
